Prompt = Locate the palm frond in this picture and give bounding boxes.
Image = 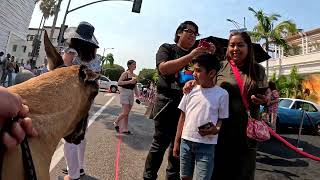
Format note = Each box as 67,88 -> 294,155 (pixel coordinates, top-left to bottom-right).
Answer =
268,13 -> 281,21
274,20 -> 298,37
248,31 -> 263,43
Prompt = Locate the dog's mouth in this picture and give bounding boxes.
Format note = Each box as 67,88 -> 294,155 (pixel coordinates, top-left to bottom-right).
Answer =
64,114 -> 89,145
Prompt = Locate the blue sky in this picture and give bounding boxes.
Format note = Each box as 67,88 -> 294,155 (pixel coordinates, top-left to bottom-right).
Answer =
29,0 -> 319,72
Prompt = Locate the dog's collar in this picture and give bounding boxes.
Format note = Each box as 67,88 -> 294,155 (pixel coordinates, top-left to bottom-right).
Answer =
0,117 -> 38,180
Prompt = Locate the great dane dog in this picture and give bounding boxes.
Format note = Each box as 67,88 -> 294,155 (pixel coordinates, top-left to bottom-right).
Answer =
1,31 -> 100,179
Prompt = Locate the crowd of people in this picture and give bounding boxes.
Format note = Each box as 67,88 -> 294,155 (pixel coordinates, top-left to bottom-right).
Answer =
0,52 -> 48,87
0,19 -> 281,180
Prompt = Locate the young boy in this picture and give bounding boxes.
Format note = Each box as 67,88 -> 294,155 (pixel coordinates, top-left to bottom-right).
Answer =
173,54 -> 229,180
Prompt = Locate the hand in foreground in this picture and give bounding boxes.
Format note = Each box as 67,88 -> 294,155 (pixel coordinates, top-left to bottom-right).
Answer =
1,117 -> 38,149
0,88 -> 38,149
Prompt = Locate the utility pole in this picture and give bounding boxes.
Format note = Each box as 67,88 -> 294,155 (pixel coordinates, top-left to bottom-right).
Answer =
50,0 -> 63,40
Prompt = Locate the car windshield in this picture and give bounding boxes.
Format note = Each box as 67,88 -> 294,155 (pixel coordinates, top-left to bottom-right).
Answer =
278,99 -> 293,108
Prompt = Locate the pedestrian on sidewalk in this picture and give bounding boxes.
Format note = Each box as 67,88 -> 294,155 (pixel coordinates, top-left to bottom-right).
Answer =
0,54 -> 11,86
61,21 -> 101,180
173,54 -> 229,180
267,81 -> 279,131
113,60 -> 139,134
143,20 -> 215,180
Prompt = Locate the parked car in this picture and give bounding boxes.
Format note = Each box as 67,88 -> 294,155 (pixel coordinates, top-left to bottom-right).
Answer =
276,98 -> 320,135
98,75 -> 118,93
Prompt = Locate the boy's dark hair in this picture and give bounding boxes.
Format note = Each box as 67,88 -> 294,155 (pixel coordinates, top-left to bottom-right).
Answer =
174,21 -> 199,43
192,54 -> 220,73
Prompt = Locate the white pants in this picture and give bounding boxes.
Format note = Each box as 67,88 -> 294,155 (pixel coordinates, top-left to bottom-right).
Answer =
63,139 -> 86,179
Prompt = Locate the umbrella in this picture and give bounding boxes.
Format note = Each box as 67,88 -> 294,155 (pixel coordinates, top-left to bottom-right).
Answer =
196,36 -> 271,63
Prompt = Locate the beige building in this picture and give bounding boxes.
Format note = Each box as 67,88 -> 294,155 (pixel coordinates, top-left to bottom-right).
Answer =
261,28 -> 320,76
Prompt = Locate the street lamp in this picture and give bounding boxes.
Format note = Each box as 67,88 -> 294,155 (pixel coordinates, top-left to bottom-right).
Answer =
226,17 -> 247,31
58,0 -> 143,46
102,47 -> 114,57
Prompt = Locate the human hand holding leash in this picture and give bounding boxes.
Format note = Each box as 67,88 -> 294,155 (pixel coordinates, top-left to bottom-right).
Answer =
0,87 -> 38,149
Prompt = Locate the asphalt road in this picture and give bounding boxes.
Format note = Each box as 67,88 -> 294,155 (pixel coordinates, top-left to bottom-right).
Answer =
49,92 -> 320,180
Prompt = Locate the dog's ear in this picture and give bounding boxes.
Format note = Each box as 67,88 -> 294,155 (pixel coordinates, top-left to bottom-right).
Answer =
44,30 -> 64,70
79,65 -> 100,83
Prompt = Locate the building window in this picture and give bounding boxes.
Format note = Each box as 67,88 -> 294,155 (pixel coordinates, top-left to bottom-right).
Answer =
12,45 -> 17,52
22,46 -> 27,53
27,35 -> 34,41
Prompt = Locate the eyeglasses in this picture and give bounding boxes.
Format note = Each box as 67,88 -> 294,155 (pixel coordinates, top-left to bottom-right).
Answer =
183,28 -> 200,37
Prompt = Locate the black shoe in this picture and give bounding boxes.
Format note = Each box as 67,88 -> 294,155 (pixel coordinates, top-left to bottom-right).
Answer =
61,168 -> 85,176
122,131 -> 132,135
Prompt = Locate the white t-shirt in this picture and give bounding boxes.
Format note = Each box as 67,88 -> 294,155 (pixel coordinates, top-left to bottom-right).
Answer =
178,85 -> 229,144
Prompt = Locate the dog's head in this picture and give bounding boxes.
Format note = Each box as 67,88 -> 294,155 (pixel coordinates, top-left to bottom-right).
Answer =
43,30 -> 100,144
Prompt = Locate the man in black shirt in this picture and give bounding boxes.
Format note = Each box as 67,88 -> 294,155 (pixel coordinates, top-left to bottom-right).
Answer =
143,21 -> 213,180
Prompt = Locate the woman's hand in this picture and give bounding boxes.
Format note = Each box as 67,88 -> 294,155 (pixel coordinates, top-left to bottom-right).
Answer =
183,80 -> 196,94
251,95 -> 267,105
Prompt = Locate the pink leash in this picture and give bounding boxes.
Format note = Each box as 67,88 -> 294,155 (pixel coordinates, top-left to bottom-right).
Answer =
115,135 -> 122,180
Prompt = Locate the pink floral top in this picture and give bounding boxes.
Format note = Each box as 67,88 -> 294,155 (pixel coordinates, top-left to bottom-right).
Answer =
268,90 -> 279,113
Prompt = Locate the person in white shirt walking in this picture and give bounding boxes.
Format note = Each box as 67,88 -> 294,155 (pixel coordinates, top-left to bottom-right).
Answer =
173,54 -> 229,180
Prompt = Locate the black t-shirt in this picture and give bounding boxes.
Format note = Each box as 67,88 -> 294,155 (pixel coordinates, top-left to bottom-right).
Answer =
156,43 -> 192,95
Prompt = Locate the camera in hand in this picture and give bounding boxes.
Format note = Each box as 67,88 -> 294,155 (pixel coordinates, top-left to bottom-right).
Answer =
198,122 -> 213,130
198,39 -> 211,49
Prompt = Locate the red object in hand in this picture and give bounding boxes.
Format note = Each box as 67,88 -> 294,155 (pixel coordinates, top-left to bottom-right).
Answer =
198,39 -> 211,49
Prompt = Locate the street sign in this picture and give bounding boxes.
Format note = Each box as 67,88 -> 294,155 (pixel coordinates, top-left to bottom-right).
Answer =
229,28 -> 247,33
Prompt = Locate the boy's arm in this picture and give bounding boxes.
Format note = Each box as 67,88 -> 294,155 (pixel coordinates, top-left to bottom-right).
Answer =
173,111 -> 185,158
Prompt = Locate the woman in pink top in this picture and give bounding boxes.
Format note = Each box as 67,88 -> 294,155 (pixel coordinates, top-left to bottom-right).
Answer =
268,81 -> 279,130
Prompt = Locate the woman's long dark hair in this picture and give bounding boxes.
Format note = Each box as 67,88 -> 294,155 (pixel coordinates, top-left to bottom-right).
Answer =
226,31 -> 262,94
68,38 -> 96,62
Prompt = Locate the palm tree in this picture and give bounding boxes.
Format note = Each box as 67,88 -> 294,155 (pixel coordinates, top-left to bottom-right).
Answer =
39,0 -> 56,20
106,53 -> 115,66
248,7 -> 298,77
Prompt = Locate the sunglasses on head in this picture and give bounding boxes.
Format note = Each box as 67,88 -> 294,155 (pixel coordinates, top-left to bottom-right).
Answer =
183,28 -> 200,37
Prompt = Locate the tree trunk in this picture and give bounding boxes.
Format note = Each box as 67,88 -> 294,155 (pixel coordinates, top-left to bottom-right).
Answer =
50,0 -> 63,40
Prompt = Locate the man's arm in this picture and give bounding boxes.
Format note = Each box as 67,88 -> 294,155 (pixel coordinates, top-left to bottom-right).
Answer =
158,46 -> 211,76
158,54 -> 194,75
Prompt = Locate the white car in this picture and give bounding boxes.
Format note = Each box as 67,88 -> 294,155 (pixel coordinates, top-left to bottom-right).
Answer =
98,75 -> 118,93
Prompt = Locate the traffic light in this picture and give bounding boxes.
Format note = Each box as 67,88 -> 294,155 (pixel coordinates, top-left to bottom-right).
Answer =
32,38 -> 41,57
132,0 -> 142,13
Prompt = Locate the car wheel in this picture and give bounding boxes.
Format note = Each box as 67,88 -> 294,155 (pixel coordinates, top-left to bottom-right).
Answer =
110,86 -> 117,93
316,123 -> 320,136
